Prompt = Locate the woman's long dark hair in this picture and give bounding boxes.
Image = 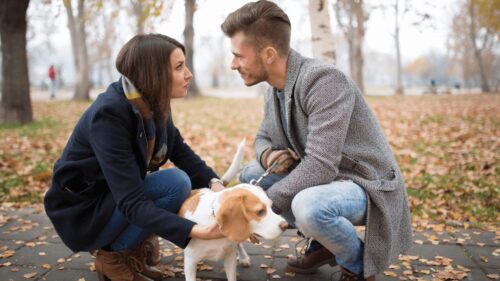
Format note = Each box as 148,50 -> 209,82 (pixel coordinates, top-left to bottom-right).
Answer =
116,34 -> 185,124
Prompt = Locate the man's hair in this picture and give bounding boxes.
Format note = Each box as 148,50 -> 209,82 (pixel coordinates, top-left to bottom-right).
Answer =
221,0 -> 291,56
116,34 -> 184,124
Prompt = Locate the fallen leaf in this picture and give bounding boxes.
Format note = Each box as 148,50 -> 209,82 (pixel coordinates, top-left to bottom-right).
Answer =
266,268 -> 276,274
384,271 -> 398,277
23,272 -> 37,279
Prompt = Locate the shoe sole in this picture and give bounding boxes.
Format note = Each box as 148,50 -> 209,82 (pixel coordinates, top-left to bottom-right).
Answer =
286,258 -> 337,274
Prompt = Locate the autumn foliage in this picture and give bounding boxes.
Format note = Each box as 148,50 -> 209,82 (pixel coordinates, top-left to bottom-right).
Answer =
0,95 -> 498,227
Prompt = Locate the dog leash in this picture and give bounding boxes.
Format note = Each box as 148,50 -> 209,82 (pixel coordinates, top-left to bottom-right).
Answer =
249,162 -> 279,187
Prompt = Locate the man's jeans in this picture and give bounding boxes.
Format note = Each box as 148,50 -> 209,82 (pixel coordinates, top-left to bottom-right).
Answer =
239,160 -> 367,275
95,168 -> 191,251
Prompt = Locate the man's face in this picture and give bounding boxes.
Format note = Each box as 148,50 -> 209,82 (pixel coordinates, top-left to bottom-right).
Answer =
230,31 -> 268,86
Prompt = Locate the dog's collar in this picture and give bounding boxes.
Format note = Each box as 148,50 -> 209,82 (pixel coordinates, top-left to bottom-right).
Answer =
210,197 -> 217,218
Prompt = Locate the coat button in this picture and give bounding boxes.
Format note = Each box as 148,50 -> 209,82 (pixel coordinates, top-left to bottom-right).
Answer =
139,132 -> 143,138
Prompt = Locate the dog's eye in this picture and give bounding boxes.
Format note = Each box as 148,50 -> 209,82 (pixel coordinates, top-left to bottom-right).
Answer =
257,209 -> 266,217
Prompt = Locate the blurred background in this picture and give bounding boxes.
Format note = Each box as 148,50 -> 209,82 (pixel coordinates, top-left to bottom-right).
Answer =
1,0 -> 499,121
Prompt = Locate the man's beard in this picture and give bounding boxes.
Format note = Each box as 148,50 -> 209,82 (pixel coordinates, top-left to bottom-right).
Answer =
241,60 -> 268,87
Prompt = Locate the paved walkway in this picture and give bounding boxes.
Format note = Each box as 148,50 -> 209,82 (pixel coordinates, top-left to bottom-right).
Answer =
0,206 -> 498,281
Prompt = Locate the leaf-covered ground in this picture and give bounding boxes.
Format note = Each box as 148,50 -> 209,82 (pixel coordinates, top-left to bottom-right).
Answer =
0,94 -> 498,228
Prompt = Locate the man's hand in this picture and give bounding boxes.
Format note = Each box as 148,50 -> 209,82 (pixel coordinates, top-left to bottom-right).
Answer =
261,148 -> 299,174
189,222 -> 225,240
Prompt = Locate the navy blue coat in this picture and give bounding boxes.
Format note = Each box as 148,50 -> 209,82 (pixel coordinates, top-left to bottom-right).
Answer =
44,80 -> 217,252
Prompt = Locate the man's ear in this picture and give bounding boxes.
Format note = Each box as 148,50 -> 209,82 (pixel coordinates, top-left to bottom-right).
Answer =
262,46 -> 278,65
215,194 -> 252,243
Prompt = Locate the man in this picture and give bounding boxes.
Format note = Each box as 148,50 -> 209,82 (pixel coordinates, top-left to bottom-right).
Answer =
221,1 -> 412,280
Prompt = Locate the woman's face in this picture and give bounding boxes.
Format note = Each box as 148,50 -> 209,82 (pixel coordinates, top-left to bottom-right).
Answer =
170,48 -> 193,99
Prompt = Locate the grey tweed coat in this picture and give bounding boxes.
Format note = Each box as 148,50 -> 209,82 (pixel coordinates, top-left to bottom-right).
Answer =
254,49 -> 412,277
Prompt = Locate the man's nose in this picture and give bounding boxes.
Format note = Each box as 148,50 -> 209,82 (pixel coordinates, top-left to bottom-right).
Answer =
279,221 -> 288,231
230,57 -> 238,70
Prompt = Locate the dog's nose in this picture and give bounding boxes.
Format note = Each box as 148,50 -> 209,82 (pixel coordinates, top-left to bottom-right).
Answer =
279,221 -> 288,231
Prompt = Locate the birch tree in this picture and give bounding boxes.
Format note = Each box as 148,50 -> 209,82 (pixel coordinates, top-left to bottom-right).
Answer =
309,0 -> 336,64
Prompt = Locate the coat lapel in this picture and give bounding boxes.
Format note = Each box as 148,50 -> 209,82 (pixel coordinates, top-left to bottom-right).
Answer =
283,50 -> 305,156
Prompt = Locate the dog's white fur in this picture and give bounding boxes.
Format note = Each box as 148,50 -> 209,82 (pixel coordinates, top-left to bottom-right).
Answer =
178,140 -> 287,281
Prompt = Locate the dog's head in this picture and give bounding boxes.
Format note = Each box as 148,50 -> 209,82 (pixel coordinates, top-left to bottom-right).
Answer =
215,184 -> 287,243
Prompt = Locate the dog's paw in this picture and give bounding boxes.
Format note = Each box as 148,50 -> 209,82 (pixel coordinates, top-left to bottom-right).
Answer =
238,257 -> 251,268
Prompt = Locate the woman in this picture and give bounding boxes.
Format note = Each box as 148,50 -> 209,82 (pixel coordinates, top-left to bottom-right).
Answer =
44,34 -> 226,281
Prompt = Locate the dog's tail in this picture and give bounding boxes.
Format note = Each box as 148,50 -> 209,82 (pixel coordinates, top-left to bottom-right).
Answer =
220,139 -> 246,184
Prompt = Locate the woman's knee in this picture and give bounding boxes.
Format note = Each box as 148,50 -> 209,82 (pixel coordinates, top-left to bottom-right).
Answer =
151,168 -> 191,200
169,169 -> 192,200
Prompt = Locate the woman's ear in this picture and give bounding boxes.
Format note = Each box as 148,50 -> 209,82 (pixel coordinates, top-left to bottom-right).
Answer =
215,194 -> 252,243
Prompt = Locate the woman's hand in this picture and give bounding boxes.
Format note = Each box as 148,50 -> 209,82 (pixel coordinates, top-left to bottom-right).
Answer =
189,223 -> 225,240
210,182 -> 225,192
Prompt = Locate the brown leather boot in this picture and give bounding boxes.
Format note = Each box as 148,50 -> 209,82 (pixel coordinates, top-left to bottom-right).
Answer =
124,235 -> 164,281
93,249 -> 153,281
339,267 -> 375,281
286,240 -> 337,274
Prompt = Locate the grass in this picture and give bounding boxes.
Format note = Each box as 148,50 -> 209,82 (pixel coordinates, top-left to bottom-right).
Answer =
0,94 -> 498,226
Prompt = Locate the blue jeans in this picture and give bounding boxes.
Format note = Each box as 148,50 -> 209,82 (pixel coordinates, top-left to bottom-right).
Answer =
239,160 -> 367,275
96,168 -> 192,251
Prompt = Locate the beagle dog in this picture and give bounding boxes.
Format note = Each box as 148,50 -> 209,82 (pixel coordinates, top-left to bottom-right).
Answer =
178,141 -> 288,281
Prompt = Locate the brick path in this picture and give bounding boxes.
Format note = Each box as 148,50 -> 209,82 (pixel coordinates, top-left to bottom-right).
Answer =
0,206 -> 498,281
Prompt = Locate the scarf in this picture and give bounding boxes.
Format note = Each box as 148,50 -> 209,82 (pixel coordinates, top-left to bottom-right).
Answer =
121,76 -> 167,170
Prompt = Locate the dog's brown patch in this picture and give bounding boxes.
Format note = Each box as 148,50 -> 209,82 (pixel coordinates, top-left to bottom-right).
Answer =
215,188 -> 266,243
178,189 -> 203,217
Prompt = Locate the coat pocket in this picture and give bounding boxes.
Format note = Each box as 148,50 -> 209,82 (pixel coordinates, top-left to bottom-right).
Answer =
339,154 -> 378,180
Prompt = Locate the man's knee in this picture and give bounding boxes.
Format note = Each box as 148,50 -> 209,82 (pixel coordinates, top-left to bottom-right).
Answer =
292,189 -> 316,227
238,161 -> 264,183
291,189 -> 326,231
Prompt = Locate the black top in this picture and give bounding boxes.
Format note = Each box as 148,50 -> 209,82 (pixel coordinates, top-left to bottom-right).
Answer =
44,79 -> 217,252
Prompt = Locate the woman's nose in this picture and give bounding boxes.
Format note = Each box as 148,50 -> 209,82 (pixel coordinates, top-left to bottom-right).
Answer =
186,68 -> 193,80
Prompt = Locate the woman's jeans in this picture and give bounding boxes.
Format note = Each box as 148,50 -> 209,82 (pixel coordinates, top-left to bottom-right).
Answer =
96,168 -> 191,251
239,160 -> 367,275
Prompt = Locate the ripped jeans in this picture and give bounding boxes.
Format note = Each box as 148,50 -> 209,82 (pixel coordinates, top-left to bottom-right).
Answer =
239,160 -> 367,275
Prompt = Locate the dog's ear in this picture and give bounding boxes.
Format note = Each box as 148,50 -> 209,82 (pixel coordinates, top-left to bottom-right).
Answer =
216,194 -> 252,243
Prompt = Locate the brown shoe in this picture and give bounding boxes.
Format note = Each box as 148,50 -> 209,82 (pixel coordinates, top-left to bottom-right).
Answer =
124,235 -> 165,281
339,267 -> 375,281
93,249 -> 153,281
286,240 -> 337,274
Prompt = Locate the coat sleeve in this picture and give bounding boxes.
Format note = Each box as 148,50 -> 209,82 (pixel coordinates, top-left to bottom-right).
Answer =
89,104 -> 196,248
169,123 -> 218,188
266,67 -> 356,213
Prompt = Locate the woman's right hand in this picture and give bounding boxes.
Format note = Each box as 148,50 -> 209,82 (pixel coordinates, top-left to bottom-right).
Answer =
189,222 -> 225,240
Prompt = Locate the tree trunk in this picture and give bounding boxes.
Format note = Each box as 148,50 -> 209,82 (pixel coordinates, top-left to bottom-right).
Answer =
0,0 -> 32,124
74,0 -> 90,100
64,0 -> 90,100
64,0 -> 79,74
352,0 -> 365,94
468,0 -> 491,93
309,0 -> 336,64
131,0 -> 145,34
394,0 -> 404,95
183,0 -> 201,97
